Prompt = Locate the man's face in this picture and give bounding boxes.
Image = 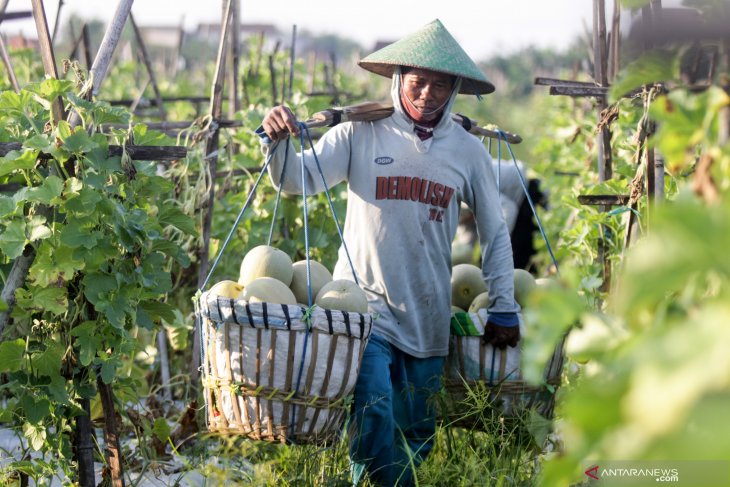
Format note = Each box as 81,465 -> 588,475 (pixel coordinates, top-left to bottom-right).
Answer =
401,68 -> 455,122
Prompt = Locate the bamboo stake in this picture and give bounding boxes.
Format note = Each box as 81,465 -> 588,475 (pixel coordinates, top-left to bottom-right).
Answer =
130,13 -> 166,119
192,0 -> 234,389
228,0 -> 240,118
0,33 -> 20,92
74,398 -> 96,487
86,0 -> 133,99
31,0 -> 65,123
51,0 -> 64,45
97,373 -> 124,487
288,24 -> 297,100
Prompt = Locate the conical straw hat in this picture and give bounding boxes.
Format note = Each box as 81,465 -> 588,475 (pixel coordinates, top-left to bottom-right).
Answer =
358,19 -> 495,95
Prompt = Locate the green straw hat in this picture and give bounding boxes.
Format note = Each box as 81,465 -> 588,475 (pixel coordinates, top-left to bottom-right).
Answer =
358,19 -> 495,95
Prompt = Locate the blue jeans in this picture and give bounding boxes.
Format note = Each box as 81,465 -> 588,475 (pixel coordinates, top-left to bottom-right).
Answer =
349,334 -> 445,486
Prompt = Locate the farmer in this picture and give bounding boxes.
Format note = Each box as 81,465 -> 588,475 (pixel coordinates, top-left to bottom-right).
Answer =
258,19 -> 520,486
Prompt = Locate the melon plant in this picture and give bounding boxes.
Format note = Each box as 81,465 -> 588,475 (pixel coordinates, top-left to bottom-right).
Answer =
239,245 -> 294,287
241,277 -> 297,305
315,279 -> 368,313
451,263 -> 487,310
289,260 -> 333,305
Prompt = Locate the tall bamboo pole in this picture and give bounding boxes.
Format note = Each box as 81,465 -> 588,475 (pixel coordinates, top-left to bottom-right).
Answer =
51,0 -> 64,44
31,0 -> 65,123
0,34 -> 20,92
288,24 -> 297,100
130,13 -> 166,119
191,0 -> 234,388
228,0 -> 240,118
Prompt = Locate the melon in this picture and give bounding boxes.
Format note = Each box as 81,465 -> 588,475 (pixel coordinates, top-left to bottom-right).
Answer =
451,264 -> 487,310
209,280 -> 243,299
289,260 -> 333,305
535,277 -> 560,290
451,305 -> 466,314
315,279 -> 368,314
451,242 -> 473,266
239,245 -> 293,287
240,277 -> 297,305
513,269 -> 537,307
468,291 -> 490,313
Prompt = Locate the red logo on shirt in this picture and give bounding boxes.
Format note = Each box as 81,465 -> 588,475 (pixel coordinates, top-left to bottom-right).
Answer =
374,176 -> 454,222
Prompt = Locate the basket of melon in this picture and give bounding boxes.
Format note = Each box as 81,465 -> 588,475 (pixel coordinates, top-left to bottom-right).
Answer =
198,244 -> 373,445
441,264 -> 565,424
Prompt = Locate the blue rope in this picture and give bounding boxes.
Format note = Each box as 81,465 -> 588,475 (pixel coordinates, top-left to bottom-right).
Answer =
290,126 -> 317,439
268,141 -> 292,245
300,123 -> 360,285
497,131 -> 560,275
496,137 -> 502,194
199,140 -> 280,292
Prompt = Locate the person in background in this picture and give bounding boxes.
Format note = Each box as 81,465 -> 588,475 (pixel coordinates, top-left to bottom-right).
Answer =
258,19 -> 520,486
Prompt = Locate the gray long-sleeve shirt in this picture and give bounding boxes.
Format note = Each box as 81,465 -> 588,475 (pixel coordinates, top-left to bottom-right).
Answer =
261,74 -> 519,358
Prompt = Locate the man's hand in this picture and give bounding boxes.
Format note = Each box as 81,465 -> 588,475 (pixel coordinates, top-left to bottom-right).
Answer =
482,321 -> 520,349
262,105 -> 300,142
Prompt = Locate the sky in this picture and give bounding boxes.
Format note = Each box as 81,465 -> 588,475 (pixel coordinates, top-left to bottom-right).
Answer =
1,0 -> 622,61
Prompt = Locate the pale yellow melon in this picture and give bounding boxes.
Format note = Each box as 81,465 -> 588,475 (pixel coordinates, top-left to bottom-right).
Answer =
451,305 -> 466,314
239,245 -> 293,287
315,279 -> 368,314
513,269 -> 537,307
240,277 -> 297,305
451,264 -> 487,310
289,260 -> 333,305
209,280 -> 243,299
468,291 -> 491,313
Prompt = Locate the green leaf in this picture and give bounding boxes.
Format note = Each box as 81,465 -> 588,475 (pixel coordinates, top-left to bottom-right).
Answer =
29,242 -> 85,287
152,417 -> 172,442
24,176 -> 64,205
100,358 -> 117,384
0,219 -> 27,259
158,206 -> 198,236
22,422 -> 47,451
21,395 -> 51,424
18,286 -> 68,315
139,301 -> 177,324
151,239 -> 191,267
71,321 -> 100,367
0,194 -> 15,217
31,340 -> 65,378
63,186 -> 102,216
33,78 -> 74,102
82,273 -> 118,309
609,50 -> 678,103
23,133 -> 55,152
0,149 -> 38,177
0,339 -> 26,372
64,128 -> 99,154
59,220 -> 99,249
91,102 -> 131,126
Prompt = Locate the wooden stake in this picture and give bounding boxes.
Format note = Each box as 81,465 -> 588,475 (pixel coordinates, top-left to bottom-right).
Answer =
51,0 -> 64,45
97,374 -> 124,487
0,33 -> 20,92
288,24 -> 297,100
228,0 -> 240,118
30,0 -> 65,123
192,0 -> 234,389
130,13 -> 166,119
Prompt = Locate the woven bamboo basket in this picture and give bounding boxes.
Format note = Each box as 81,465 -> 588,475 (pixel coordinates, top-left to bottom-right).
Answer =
440,311 -> 566,428
198,292 -> 373,445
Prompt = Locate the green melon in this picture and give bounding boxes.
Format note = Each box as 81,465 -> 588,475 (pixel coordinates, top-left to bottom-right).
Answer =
239,245 -> 293,287
289,260 -> 333,305
315,279 -> 368,313
451,242 -> 474,266
468,291 -> 491,313
241,277 -> 297,305
451,263 -> 487,310
209,279 -> 244,299
451,305 -> 466,314
513,269 -> 537,307
535,277 -> 560,290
